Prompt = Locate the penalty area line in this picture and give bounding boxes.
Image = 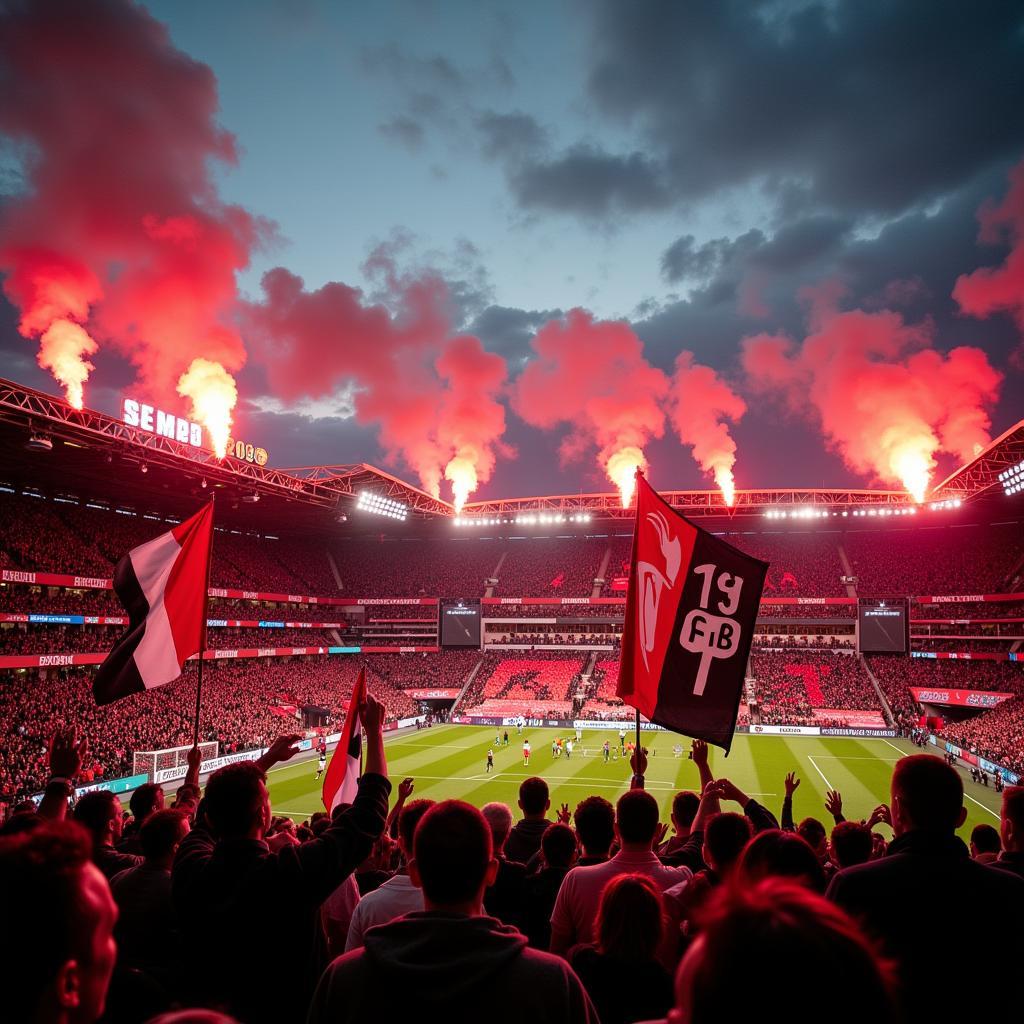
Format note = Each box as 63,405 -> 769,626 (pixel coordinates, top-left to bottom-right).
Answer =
806,755 -> 834,791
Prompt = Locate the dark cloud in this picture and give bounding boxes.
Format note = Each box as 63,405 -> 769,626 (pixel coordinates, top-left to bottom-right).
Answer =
476,111 -> 546,162
511,1 -> 1024,222
378,115 -> 424,151
508,145 -> 670,218
467,304 -> 561,362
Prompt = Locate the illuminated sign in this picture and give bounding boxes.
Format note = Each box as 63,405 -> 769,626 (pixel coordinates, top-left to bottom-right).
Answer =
122,399 -> 202,447
122,398 -> 269,464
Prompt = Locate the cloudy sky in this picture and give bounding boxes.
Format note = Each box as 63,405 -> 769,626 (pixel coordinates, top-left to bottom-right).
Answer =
2,0 -> 1023,501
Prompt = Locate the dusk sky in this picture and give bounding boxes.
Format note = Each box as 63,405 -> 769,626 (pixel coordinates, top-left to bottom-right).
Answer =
2,0 -> 1023,504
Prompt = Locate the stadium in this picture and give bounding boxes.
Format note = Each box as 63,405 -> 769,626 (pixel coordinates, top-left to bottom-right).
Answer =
5,4 -> 1024,1023
2,375 -> 1022,832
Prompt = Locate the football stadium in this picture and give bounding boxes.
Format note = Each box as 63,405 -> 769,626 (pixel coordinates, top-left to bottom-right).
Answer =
3,3 -> 1024,1023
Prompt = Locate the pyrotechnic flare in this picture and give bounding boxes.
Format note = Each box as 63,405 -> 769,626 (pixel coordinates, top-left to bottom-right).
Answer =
605,447 -> 647,507
37,319 -> 98,410
444,454 -> 478,513
669,353 -> 746,507
177,358 -> 237,459
741,293 -> 1001,500
514,310 -> 668,505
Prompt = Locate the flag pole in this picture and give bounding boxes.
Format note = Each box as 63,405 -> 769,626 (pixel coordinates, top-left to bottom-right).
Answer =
633,466 -> 643,786
192,493 -> 215,748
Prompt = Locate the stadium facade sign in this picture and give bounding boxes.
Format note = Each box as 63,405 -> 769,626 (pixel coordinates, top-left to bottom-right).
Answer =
403,688 -> 462,699
123,398 -> 204,447
910,687 -> 1013,708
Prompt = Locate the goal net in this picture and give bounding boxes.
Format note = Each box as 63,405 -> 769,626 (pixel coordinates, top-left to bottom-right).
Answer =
133,742 -> 218,779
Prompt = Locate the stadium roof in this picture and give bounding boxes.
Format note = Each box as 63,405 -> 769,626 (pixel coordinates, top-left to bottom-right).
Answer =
0,377 -> 1020,531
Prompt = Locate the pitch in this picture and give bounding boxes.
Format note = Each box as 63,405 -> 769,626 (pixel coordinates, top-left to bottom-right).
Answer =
266,725 -> 1003,838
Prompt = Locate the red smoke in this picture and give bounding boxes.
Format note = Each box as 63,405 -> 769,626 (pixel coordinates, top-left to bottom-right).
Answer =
953,159 -> 1024,353
741,291 -> 1002,500
244,266 -> 509,507
0,0 -> 261,431
669,353 -> 746,505
513,310 -> 668,505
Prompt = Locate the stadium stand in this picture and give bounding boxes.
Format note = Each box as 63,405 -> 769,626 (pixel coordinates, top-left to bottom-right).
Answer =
458,653 -> 586,718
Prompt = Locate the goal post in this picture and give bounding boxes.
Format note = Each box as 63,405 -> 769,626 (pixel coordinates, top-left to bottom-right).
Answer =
133,741 -> 218,780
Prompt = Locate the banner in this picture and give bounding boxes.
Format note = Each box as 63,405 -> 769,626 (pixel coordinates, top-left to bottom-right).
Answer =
153,747 -> 266,784
820,727 -> 898,738
750,724 -> 821,736
910,687 -> 1014,708
911,651 -> 1023,663
402,688 -> 462,699
618,474 -> 768,751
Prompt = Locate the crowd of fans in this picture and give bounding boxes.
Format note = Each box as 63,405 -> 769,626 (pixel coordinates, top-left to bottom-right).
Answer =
2,720 -> 1022,1024
942,697 -> 1024,775
750,651 -> 881,721
494,537 -> 606,596
731,533 -> 848,597
458,654 -> 585,718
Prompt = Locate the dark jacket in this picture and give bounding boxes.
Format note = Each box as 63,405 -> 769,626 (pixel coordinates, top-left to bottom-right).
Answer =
172,772 -> 390,1024
569,945 -> 673,1024
95,843 -> 142,881
307,911 -> 599,1024
484,855 -> 527,929
520,865 -> 570,949
827,830 -> 1024,1023
992,850 -> 1024,879
505,817 -> 552,865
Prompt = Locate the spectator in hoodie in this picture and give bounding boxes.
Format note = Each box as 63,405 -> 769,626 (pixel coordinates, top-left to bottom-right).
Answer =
504,776 -> 553,864
307,800 -> 599,1024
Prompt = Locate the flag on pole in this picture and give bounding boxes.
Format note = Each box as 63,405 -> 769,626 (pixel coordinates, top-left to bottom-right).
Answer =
93,501 -> 214,706
617,474 -> 768,751
322,666 -> 367,812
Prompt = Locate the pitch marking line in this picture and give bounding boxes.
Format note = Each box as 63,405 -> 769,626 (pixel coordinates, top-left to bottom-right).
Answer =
879,739 -> 999,820
806,756 -> 834,790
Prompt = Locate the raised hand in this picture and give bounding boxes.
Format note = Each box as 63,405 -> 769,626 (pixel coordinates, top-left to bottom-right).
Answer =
691,738 -> 709,767
260,733 -> 303,768
49,727 -> 88,780
557,802 -> 571,825
825,790 -> 843,818
866,803 -> 892,829
361,692 -> 385,735
784,771 -> 801,798
398,777 -> 415,801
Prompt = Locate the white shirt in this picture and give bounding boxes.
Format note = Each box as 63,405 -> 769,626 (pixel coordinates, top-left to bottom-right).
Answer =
344,874 -> 424,951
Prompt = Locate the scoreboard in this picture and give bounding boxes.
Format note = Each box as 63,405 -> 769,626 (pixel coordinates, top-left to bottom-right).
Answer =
439,599 -> 482,649
857,597 -> 910,654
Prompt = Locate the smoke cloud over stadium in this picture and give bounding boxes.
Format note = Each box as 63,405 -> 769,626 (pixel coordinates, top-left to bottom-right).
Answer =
0,0 -> 259,450
741,289 -> 1002,502
669,353 -> 746,506
244,263 -> 509,509
954,159 -> 1024,361
513,310 -> 668,507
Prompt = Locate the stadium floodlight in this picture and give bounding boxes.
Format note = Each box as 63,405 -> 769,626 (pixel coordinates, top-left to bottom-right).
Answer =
356,490 -> 408,521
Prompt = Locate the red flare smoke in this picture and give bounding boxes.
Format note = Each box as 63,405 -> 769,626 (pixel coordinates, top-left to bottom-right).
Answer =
244,267 -> 509,506
741,291 -> 1002,501
669,353 -> 746,505
953,159 -> 1024,352
513,309 -> 668,506
0,0 -> 258,434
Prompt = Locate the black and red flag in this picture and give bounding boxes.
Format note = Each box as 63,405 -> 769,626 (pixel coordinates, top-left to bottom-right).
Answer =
93,501 -> 214,706
322,666 -> 367,812
617,474 -> 768,751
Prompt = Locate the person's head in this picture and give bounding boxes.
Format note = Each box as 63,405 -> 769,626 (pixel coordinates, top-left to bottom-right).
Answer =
671,791 -> 700,836
409,800 -> 496,913
72,792 -> 125,848
139,810 -> 190,867
481,802 -> 514,854
518,777 -> 550,819
1000,786 -> 1024,853
128,783 -> 165,827
797,817 -> 828,858
890,756 -> 966,836
702,813 -> 752,874
541,823 -> 577,869
615,789 -> 661,848
970,823 -> 1001,859
0,821 -> 118,1024
397,799 -> 434,859
670,881 -> 897,1024
574,795 -> 615,858
595,873 -> 665,961
736,830 -> 826,892
203,762 -> 270,840
829,821 -> 873,869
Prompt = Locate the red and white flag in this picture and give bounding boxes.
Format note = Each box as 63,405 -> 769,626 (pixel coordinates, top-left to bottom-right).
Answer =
93,501 -> 213,706
322,667 -> 366,812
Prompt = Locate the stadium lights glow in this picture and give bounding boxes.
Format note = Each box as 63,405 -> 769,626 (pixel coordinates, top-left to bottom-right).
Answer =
356,490 -> 408,521
1000,460 -> 1024,497
928,499 -> 963,511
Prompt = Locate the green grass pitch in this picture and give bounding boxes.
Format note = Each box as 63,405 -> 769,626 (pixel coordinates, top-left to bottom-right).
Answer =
266,725 -> 1003,840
